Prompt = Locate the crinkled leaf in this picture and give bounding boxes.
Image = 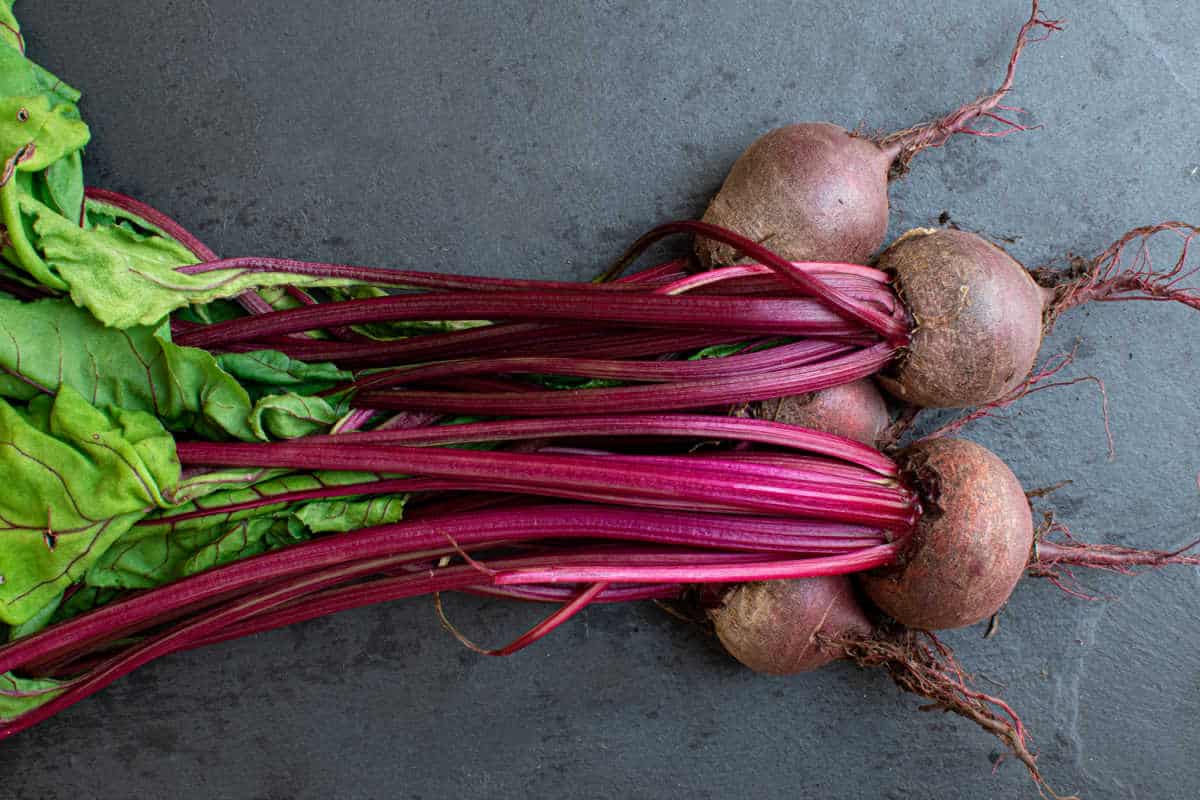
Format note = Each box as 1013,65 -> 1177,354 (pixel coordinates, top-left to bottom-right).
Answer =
0,672 -> 65,724
89,471 -> 407,589
169,466 -> 292,505
148,470 -> 390,535
90,516 -> 286,590
0,20 -> 88,291
250,391 -> 349,440
291,492 -> 407,533
23,193 -> 357,327
0,296 -> 261,440
0,296 -> 345,442
0,387 -> 179,625
216,350 -> 350,399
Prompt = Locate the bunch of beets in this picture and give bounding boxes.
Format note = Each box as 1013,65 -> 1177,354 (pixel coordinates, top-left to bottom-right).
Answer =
0,2 -> 1197,795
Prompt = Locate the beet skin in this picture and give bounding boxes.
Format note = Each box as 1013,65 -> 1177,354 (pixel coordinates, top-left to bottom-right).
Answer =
696,123 -> 892,268
712,575 -> 872,674
752,378 -> 889,447
858,437 -> 1033,630
877,227 -> 1051,409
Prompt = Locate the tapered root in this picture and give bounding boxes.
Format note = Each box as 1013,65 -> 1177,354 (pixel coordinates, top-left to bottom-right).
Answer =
831,628 -> 1074,798
878,0 -> 1063,177
1037,222 -> 1200,325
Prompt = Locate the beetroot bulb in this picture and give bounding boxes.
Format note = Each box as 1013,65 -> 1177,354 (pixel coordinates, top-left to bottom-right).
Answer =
747,378 -> 890,446
695,1 -> 1061,269
878,221 -> 1200,407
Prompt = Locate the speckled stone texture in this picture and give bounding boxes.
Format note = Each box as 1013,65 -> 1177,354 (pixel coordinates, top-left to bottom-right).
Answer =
5,2 -> 1200,798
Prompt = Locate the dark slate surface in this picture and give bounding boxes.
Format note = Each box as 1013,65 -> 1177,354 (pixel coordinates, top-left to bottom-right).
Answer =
6,1 -> 1200,797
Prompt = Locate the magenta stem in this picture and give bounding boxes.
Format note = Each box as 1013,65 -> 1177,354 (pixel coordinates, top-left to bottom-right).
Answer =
489,541 -> 905,584
352,342 -> 896,417
249,328 -> 746,368
173,288 -> 893,349
352,339 -> 851,390
599,220 -> 910,343
173,439 -> 915,525
289,413 -> 899,475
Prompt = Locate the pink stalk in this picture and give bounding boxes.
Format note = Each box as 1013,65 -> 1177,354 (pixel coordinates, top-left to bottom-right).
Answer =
290,413 -> 899,475
178,547 -> 884,655
173,287 -> 896,349
487,542 -> 905,585
596,220 -> 910,343
351,339 -> 852,391
657,262 -> 890,295
173,440 -> 916,525
352,342 -> 896,417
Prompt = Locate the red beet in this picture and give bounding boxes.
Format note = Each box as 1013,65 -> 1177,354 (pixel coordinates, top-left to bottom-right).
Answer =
877,227 -> 1052,408
858,437 -> 1034,630
695,2 -> 1058,268
711,575 -> 871,674
751,378 -> 890,446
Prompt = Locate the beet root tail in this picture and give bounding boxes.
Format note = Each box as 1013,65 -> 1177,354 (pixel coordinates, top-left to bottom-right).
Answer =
1037,222 -> 1200,325
833,628 -> 1076,799
877,0 -> 1063,177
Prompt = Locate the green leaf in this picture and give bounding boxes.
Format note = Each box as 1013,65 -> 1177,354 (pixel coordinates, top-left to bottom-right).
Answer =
0,672 -> 65,724
292,492 -> 407,533
88,471 -> 407,590
42,150 -> 84,221
250,391 -> 349,440
92,515 -> 287,591
0,386 -> 179,625
7,591 -> 60,641
0,2 -> 20,54
687,342 -> 754,360
216,350 -> 350,399
527,375 -> 625,390
169,466 -> 293,505
0,296 -> 347,442
7,584 -> 121,640
0,296 -> 262,440
172,298 -> 246,326
22,193 -> 359,327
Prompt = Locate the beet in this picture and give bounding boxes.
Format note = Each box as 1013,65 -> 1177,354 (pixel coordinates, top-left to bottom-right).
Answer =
695,2 -> 1058,269
695,123 -> 891,267
858,437 -> 1033,630
877,227 -> 1051,408
751,378 -> 889,446
712,575 -> 872,674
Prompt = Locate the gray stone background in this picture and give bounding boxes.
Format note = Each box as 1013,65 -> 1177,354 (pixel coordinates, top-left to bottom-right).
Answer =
5,1 -> 1200,797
